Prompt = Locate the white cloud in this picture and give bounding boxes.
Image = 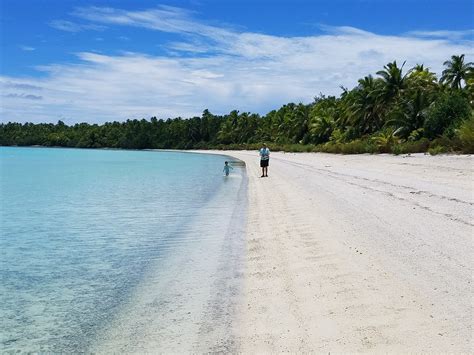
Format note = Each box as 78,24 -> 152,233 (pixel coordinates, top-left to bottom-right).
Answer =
1,6 -> 473,124
49,20 -> 105,32
406,29 -> 474,41
73,5 -> 230,39
2,81 -> 43,90
19,45 -> 35,51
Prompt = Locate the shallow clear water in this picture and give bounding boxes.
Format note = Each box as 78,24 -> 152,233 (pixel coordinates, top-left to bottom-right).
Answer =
0,147 -> 246,352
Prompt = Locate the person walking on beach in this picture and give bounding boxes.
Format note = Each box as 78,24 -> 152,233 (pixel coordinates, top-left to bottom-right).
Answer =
259,143 -> 270,177
223,161 -> 233,176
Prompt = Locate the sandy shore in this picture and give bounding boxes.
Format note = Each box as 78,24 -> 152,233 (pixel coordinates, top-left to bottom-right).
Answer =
215,151 -> 473,353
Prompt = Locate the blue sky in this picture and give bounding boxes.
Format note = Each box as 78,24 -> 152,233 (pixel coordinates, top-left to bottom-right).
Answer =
1,0 -> 473,123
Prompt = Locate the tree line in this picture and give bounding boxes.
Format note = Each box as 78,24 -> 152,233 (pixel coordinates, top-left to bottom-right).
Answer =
1,54 -> 473,154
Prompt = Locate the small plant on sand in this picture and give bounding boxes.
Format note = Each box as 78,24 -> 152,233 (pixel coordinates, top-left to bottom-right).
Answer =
456,114 -> 474,153
428,145 -> 448,155
371,128 -> 399,153
408,128 -> 425,141
392,138 -> 430,154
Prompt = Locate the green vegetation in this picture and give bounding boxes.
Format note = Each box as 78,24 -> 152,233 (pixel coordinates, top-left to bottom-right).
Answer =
1,55 -> 473,154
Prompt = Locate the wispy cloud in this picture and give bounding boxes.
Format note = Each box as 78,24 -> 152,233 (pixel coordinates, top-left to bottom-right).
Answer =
2,81 -> 43,90
2,6 -> 473,123
73,5 -> 236,50
73,5 -> 222,36
19,45 -> 35,51
3,93 -> 43,100
49,20 -> 105,32
406,29 -> 474,41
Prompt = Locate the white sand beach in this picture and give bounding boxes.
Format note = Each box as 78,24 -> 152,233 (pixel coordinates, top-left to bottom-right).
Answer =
92,150 -> 472,353
219,151 -> 473,353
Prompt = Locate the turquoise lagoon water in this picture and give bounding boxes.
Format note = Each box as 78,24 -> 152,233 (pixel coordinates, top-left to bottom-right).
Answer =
0,147 -> 247,352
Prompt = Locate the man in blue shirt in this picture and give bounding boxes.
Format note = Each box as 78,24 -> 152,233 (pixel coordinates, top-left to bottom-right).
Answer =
259,143 -> 270,177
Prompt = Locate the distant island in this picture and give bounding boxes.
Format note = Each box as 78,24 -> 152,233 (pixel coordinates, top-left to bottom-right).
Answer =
1,55 -> 473,154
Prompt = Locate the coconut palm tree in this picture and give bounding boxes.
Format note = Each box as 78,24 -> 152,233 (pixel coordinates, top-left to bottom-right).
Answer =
345,75 -> 385,135
407,64 -> 438,92
387,90 -> 431,139
309,115 -> 334,143
440,54 -> 474,89
376,61 -> 408,103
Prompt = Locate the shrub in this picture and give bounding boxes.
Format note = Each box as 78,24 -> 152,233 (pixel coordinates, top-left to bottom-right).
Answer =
392,138 -> 430,154
408,128 -> 424,141
428,145 -> 448,155
371,128 -> 399,153
281,144 -> 314,152
424,91 -> 471,139
340,140 -> 368,154
392,145 -> 403,155
313,139 -> 376,154
456,114 -> 474,153
329,128 -> 345,143
313,142 -> 341,154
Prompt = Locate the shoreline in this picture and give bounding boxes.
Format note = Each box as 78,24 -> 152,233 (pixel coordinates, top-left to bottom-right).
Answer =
90,151 -> 248,353
198,150 -> 473,352
1,148 -> 249,353
3,147 -> 472,352
2,144 -> 473,156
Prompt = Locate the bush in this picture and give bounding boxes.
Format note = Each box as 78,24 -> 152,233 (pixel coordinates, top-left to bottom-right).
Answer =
424,91 -> 471,139
392,145 -> 403,155
340,140 -> 371,154
329,128 -> 345,143
317,142 -> 342,153
408,128 -> 424,141
428,145 -> 448,155
371,128 -> 399,153
312,139 -> 376,154
392,138 -> 430,154
456,114 -> 474,153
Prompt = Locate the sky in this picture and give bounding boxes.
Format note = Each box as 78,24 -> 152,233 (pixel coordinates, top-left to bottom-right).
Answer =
1,0 -> 473,124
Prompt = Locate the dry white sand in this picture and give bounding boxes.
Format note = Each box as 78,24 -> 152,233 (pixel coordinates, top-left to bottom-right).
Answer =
219,151 -> 473,353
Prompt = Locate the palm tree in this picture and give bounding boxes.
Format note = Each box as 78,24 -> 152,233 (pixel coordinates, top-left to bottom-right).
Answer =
309,114 -> 334,144
440,54 -> 474,89
376,61 -> 408,103
345,75 -> 385,135
466,76 -> 474,106
387,90 -> 431,139
407,64 -> 438,92
404,64 -> 438,114
309,96 -> 340,143
290,104 -> 310,143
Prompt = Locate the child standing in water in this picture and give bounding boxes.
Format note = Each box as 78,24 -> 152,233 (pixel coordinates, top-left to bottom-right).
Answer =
223,161 -> 233,176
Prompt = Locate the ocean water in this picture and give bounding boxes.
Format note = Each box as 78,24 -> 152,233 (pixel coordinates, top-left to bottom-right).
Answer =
0,147 -> 247,352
